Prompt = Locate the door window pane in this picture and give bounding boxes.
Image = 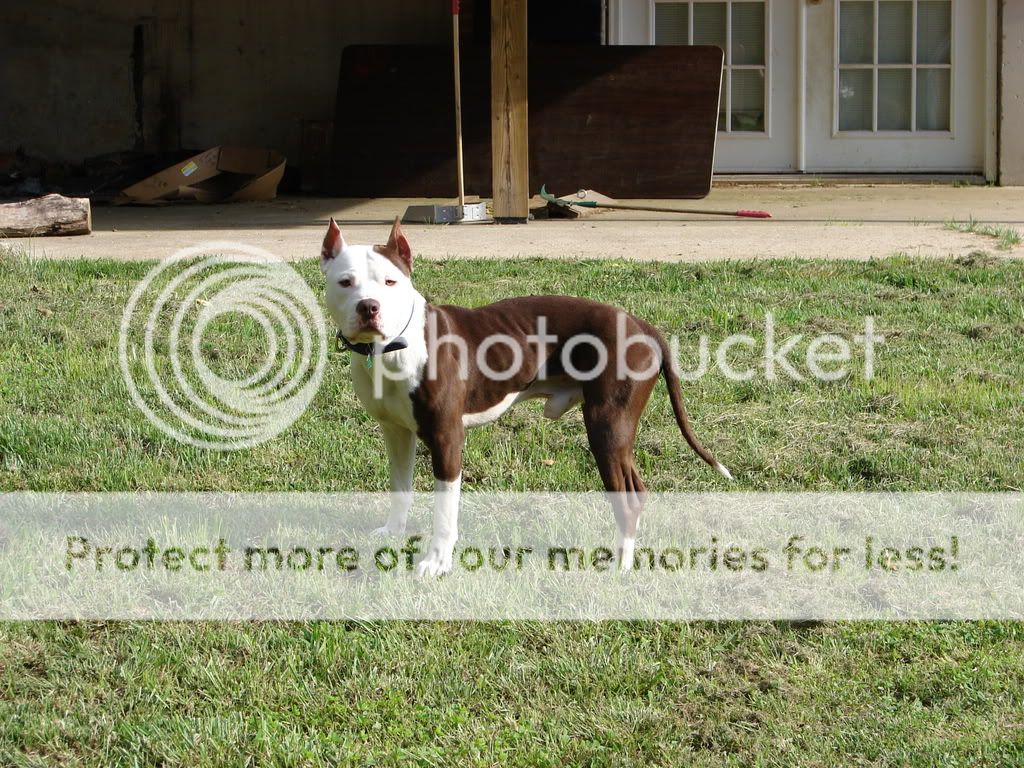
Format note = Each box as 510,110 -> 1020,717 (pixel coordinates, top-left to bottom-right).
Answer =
654,3 -> 689,46
836,0 -> 952,133
840,2 -> 874,65
731,70 -> 765,131
917,68 -> 950,130
839,69 -> 873,130
731,2 -> 765,66
917,1 -> 951,65
878,68 -> 912,130
878,1 -> 912,64
693,3 -> 727,49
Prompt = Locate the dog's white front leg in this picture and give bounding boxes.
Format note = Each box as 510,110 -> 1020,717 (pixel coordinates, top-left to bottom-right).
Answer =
616,529 -> 636,573
416,473 -> 461,577
415,426 -> 464,577
374,423 -> 417,537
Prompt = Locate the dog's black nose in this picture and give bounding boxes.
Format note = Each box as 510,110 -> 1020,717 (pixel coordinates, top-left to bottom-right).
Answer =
356,299 -> 380,319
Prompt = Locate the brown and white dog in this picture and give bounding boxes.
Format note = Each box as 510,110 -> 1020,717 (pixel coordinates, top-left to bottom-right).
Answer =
321,217 -> 731,576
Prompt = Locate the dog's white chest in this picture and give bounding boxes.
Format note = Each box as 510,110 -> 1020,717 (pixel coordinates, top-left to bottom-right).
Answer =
350,358 -> 418,431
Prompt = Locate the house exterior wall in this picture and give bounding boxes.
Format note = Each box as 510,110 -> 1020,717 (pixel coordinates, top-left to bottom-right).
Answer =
3,0 -> 1022,184
2,3 -> 145,164
1001,0 -> 1024,185
0,1 -> 450,165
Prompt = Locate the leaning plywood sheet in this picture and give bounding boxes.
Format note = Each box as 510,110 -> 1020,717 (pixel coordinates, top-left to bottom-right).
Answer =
330,45 -> 723,199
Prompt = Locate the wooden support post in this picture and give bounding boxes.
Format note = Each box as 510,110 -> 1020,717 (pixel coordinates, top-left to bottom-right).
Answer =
491,0 -> 529,223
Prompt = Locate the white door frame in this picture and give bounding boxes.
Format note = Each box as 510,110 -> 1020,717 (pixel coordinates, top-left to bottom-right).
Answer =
983,0 -> 998,180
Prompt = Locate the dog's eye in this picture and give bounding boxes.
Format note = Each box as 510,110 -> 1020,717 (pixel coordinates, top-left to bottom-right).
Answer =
385,279 -> 397,287
338,278 -> 353,288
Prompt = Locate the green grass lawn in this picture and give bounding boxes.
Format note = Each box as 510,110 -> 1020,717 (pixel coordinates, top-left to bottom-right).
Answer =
1,250 -> 1023,765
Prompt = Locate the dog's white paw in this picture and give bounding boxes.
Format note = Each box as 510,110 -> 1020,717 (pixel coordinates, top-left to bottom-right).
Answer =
371,523 -> 406,538
618,536 -> 636,573
415,543 -> 454,578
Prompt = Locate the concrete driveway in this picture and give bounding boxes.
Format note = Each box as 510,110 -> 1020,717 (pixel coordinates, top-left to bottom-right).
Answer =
8,184 -> 1023,262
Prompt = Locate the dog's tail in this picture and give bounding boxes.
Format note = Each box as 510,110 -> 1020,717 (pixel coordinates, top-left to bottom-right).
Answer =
656,334 -> 733,481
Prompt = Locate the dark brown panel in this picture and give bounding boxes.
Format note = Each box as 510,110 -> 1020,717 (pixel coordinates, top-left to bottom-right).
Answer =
330,45 -> 722,199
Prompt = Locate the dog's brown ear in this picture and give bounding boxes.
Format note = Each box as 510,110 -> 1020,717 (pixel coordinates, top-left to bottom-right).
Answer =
386,216 -> 413,275
321,217 -> 346,273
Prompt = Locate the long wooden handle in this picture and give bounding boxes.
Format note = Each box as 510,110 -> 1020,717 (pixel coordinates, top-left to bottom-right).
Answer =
452,4 -> 465,208
539,186 -> 771,218
576,201 -> 771,218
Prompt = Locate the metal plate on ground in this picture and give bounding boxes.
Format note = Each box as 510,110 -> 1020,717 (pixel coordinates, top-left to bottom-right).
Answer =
402,202 -> 489,224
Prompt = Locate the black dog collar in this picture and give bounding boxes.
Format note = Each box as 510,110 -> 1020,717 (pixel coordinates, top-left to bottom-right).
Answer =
335,333 -> 409,357
335,303 -> 416,359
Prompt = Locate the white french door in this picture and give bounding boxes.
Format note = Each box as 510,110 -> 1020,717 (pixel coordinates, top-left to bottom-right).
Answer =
803,0 -> 989,172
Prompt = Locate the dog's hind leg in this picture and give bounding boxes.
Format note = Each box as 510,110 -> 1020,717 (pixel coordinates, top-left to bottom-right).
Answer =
582,399 -> 650,572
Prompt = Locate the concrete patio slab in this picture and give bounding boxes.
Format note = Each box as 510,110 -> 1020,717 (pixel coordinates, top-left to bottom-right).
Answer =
7,185 -> 1023,263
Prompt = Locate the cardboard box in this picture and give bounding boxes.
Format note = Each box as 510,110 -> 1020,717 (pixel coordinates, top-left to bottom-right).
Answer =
115,146 -> 286,204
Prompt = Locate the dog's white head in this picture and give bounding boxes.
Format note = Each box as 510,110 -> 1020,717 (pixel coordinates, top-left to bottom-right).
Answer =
321,217 -> 416,344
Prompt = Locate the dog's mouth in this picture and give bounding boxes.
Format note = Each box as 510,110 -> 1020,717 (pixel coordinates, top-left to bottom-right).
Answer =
346,318 -> 386,342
